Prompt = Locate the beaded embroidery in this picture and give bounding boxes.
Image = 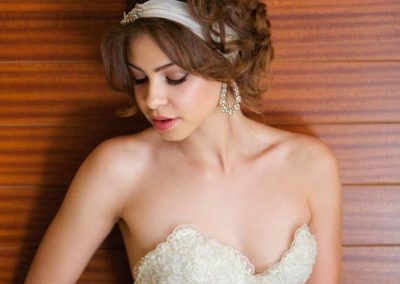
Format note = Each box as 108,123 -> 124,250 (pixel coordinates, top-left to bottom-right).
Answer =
132,224 -> 317,284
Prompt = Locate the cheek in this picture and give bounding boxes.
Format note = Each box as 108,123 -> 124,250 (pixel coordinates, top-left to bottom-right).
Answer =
176,79 -> 219,110
134,91 -> 148,112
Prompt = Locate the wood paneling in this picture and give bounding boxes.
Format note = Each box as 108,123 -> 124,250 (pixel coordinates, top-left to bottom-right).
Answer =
0,186 -> 124,249
343,246 -> 400,283
0,248 -> 132,284
0,1 -> 399,60
1,0 -> 399,283
1,185 -> 399,250
0,124 -> 148,186
343,186 -> 400,245
1,124 -> 399,186
0,1 -> 124,61
268,0 -> 400,60
282,124 -> 400,184
1,62 -> 400,126
264,62 -> 400,124
0,62 -> 129,126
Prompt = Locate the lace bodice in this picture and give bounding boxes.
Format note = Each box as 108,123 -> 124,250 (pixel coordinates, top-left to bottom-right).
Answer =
132,224 -> 317,284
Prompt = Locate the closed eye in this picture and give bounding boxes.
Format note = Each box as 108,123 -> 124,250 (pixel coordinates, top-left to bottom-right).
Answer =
166,73 -> 189,86
132,73 -> 189,86
132,77 -> 147,85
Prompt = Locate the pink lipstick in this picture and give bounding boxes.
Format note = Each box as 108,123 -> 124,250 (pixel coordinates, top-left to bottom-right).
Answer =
152,118 -> 178,131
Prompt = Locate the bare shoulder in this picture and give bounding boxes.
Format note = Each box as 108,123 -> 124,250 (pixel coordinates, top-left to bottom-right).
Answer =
23,130 -> 158,283
297,133 -> 339,182
285,132 -> 339,169
73,128 -> 158,215
262,126 -> 341,190
281,135 -> 342,282
285,132 -> 340,185
62,131 -> 149,213
256,124 -> 333,159
249,121 -> 339,172
94,129 -> 154,169
92,128 -> 157,186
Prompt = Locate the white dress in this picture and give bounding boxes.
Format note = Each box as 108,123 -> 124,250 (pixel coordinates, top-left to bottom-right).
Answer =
131,224 -> 317,284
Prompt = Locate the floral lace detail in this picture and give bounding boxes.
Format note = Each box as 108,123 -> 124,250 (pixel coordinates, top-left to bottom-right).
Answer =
132,224 -> 317,284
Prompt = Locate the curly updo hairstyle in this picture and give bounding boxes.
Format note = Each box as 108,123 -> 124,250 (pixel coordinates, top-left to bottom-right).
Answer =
101,0 -> 274,117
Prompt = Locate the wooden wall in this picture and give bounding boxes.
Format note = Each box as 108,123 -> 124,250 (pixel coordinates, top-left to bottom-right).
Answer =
1,0 -> 399,283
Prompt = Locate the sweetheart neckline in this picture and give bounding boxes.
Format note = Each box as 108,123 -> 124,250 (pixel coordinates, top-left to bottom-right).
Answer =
132,223 -> 315,278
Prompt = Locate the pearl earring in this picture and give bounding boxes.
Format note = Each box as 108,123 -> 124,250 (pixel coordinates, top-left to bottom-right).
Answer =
219,81 -> 241,116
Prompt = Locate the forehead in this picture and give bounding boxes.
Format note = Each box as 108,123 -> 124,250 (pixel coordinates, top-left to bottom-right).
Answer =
126,33 -> 171,69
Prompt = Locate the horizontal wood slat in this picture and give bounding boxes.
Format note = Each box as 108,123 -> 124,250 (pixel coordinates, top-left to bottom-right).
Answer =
280,123 -> 400,184
1,246 -> 399,283
268,0 -> 400,60
0,247 -> 132,284
0,1 -> 399,60
263,61 -> 400,124
1,1 -> 399,282
343,186 -> 400,245
0,123 -> 149,186
342,246 -> 400,283
0,1 -> 124,61
0,186 -> 399,249
2,124 -> 399,185
1,62 -> 400,126
0,187 -> 123,249
0,62 -> 131,126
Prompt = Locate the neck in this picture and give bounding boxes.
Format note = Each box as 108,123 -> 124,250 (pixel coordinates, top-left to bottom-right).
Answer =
173,107 -> 253,176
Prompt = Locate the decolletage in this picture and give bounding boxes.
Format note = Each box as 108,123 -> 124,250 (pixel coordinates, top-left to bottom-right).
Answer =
131,224 -> 317,284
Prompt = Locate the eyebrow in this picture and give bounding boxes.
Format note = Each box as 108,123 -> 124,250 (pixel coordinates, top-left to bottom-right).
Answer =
126,61 -> 175,72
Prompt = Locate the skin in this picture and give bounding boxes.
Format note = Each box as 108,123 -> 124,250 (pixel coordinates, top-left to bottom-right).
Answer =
25,33 -> 342,283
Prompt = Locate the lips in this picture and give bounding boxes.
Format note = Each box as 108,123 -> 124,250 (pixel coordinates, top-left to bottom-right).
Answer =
152,116 -> 174,120
151,117 -> 179,131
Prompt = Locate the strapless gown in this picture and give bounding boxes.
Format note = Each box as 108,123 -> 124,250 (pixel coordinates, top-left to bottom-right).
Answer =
132,224 -> 317,284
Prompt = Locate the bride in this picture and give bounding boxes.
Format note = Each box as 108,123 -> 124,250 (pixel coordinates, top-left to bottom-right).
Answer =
25,0 -> 342,283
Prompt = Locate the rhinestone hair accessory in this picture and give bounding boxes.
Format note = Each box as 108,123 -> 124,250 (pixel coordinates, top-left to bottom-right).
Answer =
120,4 -> 143,25
120,0 -> 239,62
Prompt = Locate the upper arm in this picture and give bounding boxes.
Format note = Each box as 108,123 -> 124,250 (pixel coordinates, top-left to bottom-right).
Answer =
303,138 -> 342,284
25,138 -> 131,283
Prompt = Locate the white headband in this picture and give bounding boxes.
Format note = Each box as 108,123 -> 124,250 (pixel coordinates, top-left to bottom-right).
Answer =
120,0 -> 239,62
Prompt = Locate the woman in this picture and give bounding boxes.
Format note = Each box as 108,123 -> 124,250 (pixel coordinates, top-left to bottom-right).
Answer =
25,0 -> 342,283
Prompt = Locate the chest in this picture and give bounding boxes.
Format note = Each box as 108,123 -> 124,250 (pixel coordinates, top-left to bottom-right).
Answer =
119,161 -> 312,274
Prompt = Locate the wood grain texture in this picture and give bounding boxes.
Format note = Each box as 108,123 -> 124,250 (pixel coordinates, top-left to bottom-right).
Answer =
0,247 -> 132,284
1,0 -> 399,282
279,124 -> 400,184
0,123 -> 149,186
1,185 -> 399,250
0,186 -> 124,250
343,186 -> 400,245
1,62 -> 400,126
0,0 -> 399,60
343,246 -> 400,283
0,1 -> 124,61
264,62 -> 400,124
0,62 -> 129,126
267,0 -> 400,60
1,124 -> 399,186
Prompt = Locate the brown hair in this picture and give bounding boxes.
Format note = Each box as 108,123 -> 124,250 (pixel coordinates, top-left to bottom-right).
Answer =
101,0 -> 274,117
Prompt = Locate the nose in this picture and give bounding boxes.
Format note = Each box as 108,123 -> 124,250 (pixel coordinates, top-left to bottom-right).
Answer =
145,80 -> 168,110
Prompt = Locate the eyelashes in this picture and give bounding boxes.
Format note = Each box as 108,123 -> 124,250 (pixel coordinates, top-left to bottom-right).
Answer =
167,73 -> 189,86
132,73 -> 189,86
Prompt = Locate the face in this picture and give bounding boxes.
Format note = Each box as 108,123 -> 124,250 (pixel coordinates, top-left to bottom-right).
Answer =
126,33 -> 223,141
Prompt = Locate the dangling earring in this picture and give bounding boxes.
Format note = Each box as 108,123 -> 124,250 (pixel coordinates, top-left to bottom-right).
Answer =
219,80 -> 241,116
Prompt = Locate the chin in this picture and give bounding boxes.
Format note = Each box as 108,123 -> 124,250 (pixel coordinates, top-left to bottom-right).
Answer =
157,129 -> 190,142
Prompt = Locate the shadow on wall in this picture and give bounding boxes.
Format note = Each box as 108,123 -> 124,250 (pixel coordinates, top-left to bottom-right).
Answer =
14,102 -> 150,283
